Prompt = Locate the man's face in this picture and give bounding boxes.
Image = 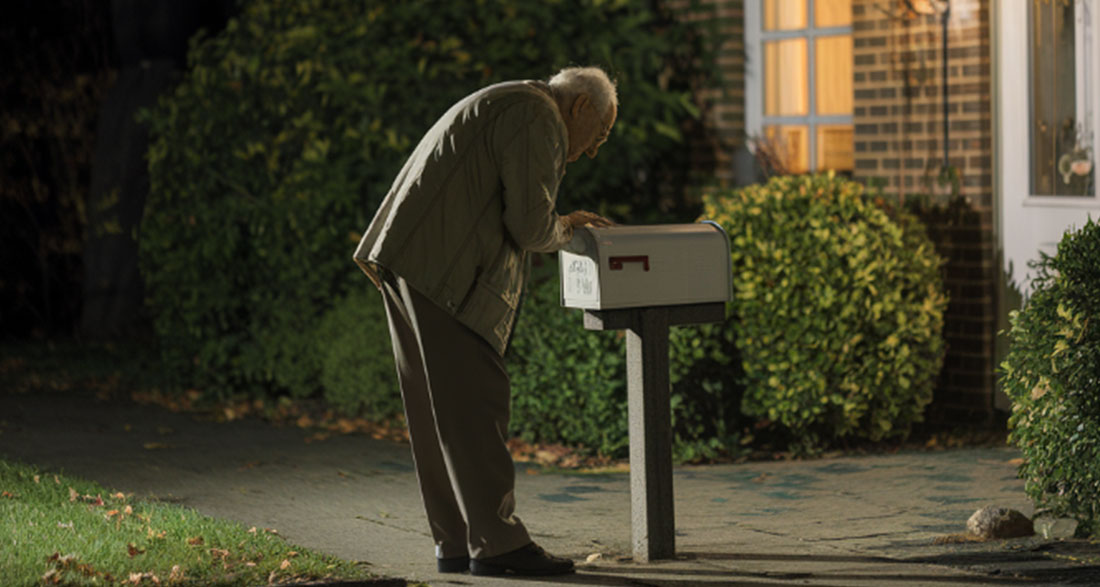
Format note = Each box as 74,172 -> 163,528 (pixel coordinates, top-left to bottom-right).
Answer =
567,98 -> 617,163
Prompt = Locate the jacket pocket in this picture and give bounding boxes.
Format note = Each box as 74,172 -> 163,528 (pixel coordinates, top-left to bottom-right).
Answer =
456,278 -> 517,349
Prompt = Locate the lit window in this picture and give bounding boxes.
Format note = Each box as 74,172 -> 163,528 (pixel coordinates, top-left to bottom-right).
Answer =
765,39 -> 808,116
749,0 -> 854,174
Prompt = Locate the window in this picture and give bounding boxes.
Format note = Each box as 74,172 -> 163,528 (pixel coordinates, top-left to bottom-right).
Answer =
1029,0 -> 1095,196
747,0 -> 854,174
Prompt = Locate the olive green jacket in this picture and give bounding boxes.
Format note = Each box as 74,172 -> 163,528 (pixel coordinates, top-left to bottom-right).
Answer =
353,81 -> 573,356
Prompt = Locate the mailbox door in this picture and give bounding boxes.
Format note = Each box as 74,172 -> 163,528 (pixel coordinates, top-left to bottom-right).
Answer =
560,250 -> 600,308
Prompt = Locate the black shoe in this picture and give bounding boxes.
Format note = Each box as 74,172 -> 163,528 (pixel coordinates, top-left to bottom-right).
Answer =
470,543 -> 574,576
437,554 -> 470,573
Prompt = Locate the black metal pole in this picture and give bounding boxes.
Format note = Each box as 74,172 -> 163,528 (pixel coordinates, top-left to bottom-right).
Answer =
942,2 -> 951,168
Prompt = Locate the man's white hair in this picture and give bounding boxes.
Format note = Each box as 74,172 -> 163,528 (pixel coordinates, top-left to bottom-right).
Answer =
549,66 -> 618,117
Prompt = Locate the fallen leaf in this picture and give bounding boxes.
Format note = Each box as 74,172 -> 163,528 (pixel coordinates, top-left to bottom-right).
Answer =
287,551 -> 299,558
187,536 -> 204,546
41,569 -> 60,584
127,543 -> 145,557
53,475 -> 60,485
168,565 -> 184,582
210,548 -> 230,559
57,521 -> 73,529
248,526 -> 258,534
585,552 -> 602,564
69,487 -> 79,502
280,559 -> 291,570
245,561 -> 257,567
127,571 -> 159,585
106,509 -> 120,519
124,505 -> 134,515
1,491 -> 16,499
112,492 -> 126,500
33,475 -> 40,484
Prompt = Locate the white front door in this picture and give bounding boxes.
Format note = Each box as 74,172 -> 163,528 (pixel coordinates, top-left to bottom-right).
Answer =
997,0 -> 1099,295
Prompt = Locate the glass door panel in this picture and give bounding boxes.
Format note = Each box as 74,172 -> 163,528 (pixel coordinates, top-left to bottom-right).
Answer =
1029,0 -> 1094,196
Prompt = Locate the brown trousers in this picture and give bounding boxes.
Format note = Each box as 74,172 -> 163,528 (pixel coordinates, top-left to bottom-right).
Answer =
380,276 -> 531,560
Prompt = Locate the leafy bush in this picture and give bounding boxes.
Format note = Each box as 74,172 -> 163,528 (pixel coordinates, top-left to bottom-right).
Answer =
1003,218 -> 1100,537
313,288 -> 401,421
507,259 -> 741,461
140,0 -> 714,403
701,173 -> 947,450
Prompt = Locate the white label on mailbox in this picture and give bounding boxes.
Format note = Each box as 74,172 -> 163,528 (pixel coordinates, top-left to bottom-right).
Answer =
562,253 -> 598,305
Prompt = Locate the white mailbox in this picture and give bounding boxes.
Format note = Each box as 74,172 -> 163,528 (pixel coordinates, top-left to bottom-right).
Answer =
559,222 -> 732,310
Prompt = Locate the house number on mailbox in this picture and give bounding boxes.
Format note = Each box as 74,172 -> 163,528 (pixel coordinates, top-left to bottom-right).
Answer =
566,258 -> 594,296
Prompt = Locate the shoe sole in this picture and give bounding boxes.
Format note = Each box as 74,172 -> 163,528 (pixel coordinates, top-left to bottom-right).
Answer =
437,556 -> 470,573
469,560 -> 575,577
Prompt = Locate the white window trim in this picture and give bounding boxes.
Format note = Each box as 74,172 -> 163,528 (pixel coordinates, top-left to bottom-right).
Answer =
744,0 -> 854,171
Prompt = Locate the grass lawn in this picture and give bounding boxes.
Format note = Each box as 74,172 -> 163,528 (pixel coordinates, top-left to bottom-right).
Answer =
1,459 -> 374,585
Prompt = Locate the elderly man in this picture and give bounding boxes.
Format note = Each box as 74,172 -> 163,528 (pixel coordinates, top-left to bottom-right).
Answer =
353,66 -> 617,576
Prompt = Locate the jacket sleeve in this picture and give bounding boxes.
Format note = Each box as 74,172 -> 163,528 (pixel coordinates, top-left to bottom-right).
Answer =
497,102 -> 573,253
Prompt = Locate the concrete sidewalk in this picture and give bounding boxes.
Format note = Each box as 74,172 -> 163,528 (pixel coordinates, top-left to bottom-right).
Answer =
2,390 -> 1098,586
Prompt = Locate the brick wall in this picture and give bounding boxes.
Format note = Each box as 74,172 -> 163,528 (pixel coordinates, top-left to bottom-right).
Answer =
851,0 -> 997,425
666,0 -> 746,185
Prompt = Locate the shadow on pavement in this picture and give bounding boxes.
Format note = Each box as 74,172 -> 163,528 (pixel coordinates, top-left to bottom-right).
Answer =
529,550 -> 1039,586
903,547 -> 1100,585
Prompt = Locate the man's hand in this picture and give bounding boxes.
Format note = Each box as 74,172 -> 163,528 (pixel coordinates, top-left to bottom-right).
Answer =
562,210 -> 615,229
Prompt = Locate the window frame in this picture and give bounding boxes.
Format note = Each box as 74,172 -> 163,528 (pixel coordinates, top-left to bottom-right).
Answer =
746,0 -> 854,172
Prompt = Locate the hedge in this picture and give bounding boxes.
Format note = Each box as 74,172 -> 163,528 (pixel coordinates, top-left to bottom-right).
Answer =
1003,218 -> 1100,537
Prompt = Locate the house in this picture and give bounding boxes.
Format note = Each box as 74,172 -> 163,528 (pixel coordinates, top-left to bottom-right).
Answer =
673,0 -> 1098,425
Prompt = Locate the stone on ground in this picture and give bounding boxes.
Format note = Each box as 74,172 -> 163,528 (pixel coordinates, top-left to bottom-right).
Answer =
967,506 -> 1034,539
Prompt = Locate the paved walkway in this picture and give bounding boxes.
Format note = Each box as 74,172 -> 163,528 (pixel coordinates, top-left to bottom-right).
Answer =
2,390 -> 1098,586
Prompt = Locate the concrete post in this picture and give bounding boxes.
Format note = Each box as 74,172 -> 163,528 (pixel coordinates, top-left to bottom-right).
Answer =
582,302 -> 724,562
626,307 -> 675,562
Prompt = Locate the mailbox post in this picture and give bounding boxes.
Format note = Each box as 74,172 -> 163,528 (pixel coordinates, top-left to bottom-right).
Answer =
559,223 -> 732,563
583,303 -> 726,561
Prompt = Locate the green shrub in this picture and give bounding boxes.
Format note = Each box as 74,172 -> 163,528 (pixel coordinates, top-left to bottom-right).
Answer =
1003,218 -> 1100,537
140,0 -> 714,403
701,173 -> 947,450
314,288 -> 401,420
507,259 -> 742,461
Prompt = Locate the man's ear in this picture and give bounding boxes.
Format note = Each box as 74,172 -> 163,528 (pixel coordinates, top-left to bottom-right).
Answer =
570,94 -> 590,120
